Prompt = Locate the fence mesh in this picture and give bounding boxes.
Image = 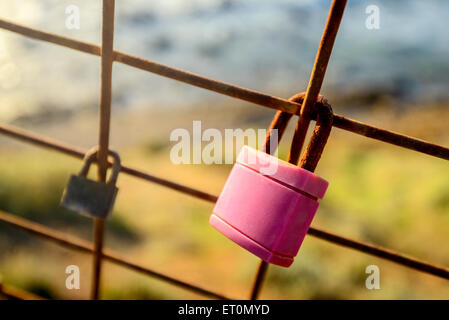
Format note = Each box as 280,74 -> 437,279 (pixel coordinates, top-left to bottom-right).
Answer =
0,0 -> 448,300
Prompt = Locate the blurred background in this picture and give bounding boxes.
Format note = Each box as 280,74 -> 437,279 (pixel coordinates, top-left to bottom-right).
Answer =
0,0 -> 448,299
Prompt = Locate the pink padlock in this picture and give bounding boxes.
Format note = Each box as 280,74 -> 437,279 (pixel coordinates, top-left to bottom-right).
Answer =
210,98 -> 333,267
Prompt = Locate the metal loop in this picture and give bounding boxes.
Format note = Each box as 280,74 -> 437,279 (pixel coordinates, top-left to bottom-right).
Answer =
262,92 -> 332,172
260,93 -> 308,155
79,147 -> 122,185
298,101 -> 333,172
287,93 -> 331,166
261,111 -> 293,155
79,147 -> 99,177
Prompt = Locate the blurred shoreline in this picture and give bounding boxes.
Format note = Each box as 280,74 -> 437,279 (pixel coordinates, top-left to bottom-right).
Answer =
1,0 -> 449,122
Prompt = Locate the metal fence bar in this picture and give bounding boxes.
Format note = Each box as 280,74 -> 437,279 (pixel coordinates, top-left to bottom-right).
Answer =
0,124 -> 448,282
0,18 -> 448,160
0,2 -> 448,301
307,228 -> 449,280
0,123 -> 218,202
289,0 -> 347,161
331,114 -> 449,159
250,260 -> 269,300
0,210 -> 229,300
90,0 -> 115,300
0,282 -> 46,300
0,19 -> 100,55
250,0 -> 347,300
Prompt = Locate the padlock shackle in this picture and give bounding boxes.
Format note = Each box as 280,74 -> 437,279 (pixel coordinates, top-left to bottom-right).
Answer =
260,93 -> 308,155
79,147 -> 122,185
261,111 -> 293,155
261,92 -> 332,172
298,101 -> 333,172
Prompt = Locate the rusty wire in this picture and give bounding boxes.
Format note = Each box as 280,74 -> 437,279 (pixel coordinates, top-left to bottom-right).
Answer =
90,0 -> 115,300
0,0 -> 448,301
288,0 -> 347,162
0,109 -> 449,296
1,115 -> 447,291
0,282 -> 46,300
0,18 -> 448,160
251,0 -> 346,299
0,210 -> 229,300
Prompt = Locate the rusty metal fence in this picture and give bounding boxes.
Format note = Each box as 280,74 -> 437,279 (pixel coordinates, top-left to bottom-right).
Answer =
0,0 -> 448,300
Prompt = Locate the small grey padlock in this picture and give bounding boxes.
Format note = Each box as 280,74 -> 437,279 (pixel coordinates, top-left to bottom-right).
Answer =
60,147 -> 121,219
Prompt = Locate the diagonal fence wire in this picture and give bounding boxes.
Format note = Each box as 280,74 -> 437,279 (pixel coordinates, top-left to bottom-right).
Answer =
0,0 -> 448,300
0,123 -> 448,283
0,210 -> 229,300
0,124 -> 448,298
0,18 -> 447,161
0,282 -> 46,300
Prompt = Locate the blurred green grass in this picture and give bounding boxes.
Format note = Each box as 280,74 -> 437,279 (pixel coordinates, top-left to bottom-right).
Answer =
0,106 -> 448,300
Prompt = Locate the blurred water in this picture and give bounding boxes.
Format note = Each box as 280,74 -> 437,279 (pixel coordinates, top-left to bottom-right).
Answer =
0,0 -> 448,121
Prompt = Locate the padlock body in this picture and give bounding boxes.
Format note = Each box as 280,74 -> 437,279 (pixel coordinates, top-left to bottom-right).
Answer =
210,146 -> 328,267
61,175 -> 118,219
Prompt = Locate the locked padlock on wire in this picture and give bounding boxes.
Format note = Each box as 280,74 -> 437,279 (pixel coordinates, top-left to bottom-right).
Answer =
210,94 -> 333,267
60,147 -> 121,219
